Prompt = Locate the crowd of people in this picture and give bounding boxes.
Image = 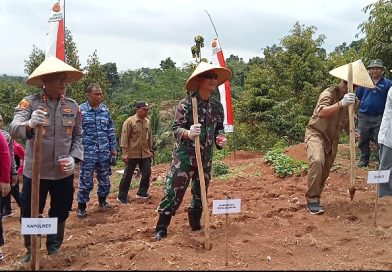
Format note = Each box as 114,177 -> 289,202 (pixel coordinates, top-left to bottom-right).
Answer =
0,56 -> 391,263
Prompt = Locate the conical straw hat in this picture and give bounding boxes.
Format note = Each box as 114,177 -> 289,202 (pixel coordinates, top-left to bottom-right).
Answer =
26,56 -> 84,86
329,59 -> 375,88
185,61 -> 232,92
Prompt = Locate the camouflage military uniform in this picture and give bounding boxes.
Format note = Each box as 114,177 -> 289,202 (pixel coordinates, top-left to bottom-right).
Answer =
157,91 -> 224,216
77,102 -> 116,204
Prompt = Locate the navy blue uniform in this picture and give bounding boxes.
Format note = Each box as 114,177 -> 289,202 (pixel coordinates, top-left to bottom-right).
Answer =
77,102 -> 116,204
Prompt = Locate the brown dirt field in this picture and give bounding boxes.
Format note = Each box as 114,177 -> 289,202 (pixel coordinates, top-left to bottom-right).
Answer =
1,143 -> 392,270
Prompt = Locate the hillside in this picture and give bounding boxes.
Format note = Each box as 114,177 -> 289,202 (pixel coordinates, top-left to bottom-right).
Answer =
2,143 -> 392,270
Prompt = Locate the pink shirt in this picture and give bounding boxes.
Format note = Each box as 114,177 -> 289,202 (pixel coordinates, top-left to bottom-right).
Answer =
0,133 -> 11,184
13,140 -> 25,177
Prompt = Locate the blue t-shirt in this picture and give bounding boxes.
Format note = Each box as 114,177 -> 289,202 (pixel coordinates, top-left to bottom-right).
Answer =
356,76 -> 392,116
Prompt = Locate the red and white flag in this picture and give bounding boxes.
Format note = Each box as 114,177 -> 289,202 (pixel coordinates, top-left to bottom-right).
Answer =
211,38 -> 234,132
46,0 -> 65,61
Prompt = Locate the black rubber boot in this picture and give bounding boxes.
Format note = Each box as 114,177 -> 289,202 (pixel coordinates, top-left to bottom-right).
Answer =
47,221 -> 65,255
22,235 -> 31,263
155,213 -> 172,241
187,208 -> 202,231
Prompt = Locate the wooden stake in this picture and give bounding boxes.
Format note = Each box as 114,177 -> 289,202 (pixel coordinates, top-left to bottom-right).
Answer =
347,63 -> 357,201
374,184 -> 379,226
31,124 -> 43,271
191,97 -> 212,250
225,212 -> 229,266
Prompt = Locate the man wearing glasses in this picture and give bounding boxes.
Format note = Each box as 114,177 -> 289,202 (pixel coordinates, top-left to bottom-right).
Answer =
155,62 -> 230,240
117,101 -> 153,204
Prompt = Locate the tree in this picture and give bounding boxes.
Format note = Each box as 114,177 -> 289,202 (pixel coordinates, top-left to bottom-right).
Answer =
358,0 -> 392,69
225,55 -> 247,97
0,79 -> 36,124
64,28 -> 81,70
160,58 -> 176,70
82,50 -> 109,101
101,62 -> 120,101
24,45 -> 45,75
236,22 -> 330,147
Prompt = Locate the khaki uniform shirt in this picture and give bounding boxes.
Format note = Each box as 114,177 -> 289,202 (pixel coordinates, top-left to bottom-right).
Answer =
304,86 -> 357,155
120,114 -> 152,159
9,90 -> 83,180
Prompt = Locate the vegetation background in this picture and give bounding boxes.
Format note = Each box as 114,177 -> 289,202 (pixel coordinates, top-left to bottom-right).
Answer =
1,0 -> 391,165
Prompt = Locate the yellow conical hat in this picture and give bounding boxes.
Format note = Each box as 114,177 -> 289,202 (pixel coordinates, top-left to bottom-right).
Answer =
26,56 -> 84,86
329,59 -> 375,88
185,61 -> 232,92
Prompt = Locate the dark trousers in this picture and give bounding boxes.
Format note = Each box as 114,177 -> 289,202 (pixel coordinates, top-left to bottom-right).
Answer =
358,113 -> 382,163
1,181 -> 21,212
0,197 -> 3,246
118,158 -> 151,199
21,175 -> 74,224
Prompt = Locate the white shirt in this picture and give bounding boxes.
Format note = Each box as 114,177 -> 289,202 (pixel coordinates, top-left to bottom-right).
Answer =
378,86 -> 392,148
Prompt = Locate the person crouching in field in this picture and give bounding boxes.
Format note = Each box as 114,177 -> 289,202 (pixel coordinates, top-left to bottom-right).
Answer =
154,62 -> 231,240
304,60 -> 374,215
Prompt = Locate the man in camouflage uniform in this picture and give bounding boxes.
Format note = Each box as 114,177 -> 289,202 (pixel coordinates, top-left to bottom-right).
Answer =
76,83 -> 117,218
155,62 -> 231,240
9,56 -> 83,262
304,60 -> 374,215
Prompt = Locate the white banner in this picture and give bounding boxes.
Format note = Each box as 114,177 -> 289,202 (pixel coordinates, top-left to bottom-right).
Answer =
211,38 -> 234,133
46,0 -> 65,60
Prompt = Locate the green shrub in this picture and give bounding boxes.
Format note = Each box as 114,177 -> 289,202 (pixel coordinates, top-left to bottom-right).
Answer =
212,161 -> 229,177
265,149 -> 308,177
154,148 -> 173,164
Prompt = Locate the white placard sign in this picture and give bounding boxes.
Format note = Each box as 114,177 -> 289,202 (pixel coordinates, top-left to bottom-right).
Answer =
21,218 -> 58,235
367,170 -> 391,184
212,199 -> 241,215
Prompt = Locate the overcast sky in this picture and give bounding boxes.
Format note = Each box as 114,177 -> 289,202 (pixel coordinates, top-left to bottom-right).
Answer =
0,0 -> 376,76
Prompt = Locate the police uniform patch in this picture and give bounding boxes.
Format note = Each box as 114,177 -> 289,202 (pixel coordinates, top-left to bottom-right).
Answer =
18,99 -> 30,109
63,107 -> 72,113
66,127 -> 73,135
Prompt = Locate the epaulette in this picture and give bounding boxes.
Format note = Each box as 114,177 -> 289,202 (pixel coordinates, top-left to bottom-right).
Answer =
65,96 -> 78,104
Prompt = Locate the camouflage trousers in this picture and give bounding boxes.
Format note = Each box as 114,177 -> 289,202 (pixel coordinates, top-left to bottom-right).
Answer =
77,157 -> 112,204
157,161 -> 212,216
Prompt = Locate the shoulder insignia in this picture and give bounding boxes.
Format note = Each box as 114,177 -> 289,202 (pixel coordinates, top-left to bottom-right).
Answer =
18,98 -> 30,109
63,107 -> 72,113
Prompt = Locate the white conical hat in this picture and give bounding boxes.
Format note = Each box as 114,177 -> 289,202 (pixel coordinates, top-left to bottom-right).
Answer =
185,61 -> 232,92
26,56 -> 84,86
329,59 -> 375,88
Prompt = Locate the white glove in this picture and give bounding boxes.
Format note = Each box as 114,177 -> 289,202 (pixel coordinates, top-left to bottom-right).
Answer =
340,93 -> 356,107
216,136 -> 227,148
28,109 -> 47,128
59,156 -> 75,174
188,124 -> 201,140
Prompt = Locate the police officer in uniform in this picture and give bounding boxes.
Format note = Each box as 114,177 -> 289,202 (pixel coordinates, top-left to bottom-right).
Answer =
9,56 -> 83,262
77,83 -> 117,218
